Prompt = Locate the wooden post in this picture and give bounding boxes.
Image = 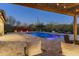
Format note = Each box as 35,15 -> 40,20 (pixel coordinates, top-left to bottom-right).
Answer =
73,13 -> 77,44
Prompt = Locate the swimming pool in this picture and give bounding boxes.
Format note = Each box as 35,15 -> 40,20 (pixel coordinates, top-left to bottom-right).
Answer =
26,32 -> 64,40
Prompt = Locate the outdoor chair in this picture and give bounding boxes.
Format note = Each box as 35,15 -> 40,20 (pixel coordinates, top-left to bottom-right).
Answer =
64,34 -> 73,44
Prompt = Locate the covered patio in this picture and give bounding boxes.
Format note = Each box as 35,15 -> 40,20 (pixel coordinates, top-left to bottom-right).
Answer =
15,3 -> 79,44
0,3 -> 78,56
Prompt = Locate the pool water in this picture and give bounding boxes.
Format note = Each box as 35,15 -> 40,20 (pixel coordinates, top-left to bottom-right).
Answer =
26,32 -> 64,40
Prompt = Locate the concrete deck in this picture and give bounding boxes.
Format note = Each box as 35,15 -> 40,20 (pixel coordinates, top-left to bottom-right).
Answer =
61,42 -> 79,56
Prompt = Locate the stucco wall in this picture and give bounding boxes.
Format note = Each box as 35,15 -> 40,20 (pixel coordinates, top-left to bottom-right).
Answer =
0,12 -> 4,36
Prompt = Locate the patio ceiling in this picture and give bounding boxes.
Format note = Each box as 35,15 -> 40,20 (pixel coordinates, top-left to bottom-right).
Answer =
15,3 -> 79,16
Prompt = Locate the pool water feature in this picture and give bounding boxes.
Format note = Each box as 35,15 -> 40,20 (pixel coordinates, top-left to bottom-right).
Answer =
26,32 -> 64,40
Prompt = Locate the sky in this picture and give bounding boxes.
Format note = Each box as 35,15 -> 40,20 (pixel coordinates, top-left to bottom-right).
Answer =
0,3 -> 78,25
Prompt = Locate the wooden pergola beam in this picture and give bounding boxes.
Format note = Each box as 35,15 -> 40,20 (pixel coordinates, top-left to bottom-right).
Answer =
14,3 -> 74,16
62,3 -> 79,9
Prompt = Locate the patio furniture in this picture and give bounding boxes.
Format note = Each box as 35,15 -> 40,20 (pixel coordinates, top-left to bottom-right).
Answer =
64,34 -> 73,43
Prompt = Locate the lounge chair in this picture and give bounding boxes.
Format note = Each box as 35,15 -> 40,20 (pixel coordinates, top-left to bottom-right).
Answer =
64,34 -> 73,43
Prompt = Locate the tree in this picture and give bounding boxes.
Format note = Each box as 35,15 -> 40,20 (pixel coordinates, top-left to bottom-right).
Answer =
22,23 -> 28,28
45,23 -> 54,32
16,21 -> 21,26
28,24 -> 36,31
6,16 -> 16,26
35,23 -> 45,31
4,24 -> 14,33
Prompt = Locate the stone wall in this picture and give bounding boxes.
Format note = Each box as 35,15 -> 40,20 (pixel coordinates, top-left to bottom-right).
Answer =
0,41 -> 26,56
0,33 -> 42,56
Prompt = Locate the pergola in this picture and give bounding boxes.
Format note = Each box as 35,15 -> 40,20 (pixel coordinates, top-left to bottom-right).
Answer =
15,3 -> 79,44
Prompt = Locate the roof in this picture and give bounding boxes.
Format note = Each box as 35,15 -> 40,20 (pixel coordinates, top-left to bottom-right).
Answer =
0,10 -> 6,22
14,3 -> 79,16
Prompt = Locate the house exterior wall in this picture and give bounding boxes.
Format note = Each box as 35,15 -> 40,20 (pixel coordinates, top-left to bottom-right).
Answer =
0,12 -> 4,36
0,18 -> 4,36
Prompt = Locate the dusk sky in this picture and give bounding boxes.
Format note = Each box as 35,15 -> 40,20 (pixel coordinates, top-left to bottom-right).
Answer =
0,3 -> 78,24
